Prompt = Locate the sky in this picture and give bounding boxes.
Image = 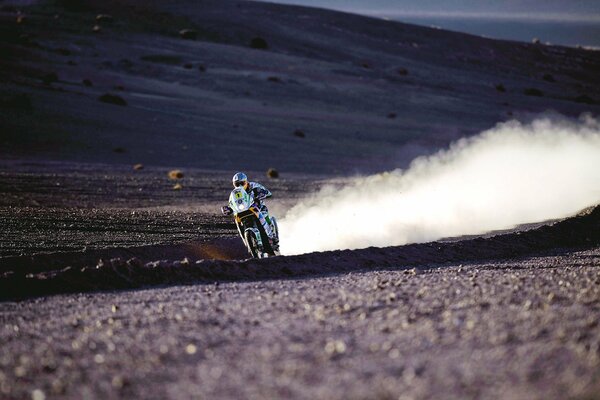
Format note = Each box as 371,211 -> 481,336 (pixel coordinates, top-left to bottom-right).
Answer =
256,0 -> 600,19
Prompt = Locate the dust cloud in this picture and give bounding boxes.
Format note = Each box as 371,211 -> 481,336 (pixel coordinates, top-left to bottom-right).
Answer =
280,115 -> 600,255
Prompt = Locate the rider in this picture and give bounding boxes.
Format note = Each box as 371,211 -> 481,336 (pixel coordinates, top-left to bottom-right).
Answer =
229,172 -> 279,251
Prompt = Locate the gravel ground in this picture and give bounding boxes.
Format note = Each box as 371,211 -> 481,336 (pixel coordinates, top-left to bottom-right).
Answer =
1,161 -> 599,399
0,160 -> 322,258
1,249 -> 599,400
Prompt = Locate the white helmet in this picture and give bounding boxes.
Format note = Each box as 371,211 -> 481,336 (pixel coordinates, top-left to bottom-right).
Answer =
232,172 -> 249,189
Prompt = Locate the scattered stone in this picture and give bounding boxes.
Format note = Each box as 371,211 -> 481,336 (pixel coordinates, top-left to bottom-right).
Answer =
67,60 -> 77,66
250,37 -> 268,49
495,84 -> 506,92
179,29 -> 198,40
325,340 -> 346,355
16,15 -> 25,24
198,64 -> 206,72
267,76 -> 281,83
93,354 -> 105,364
542,73 -> 555,82
111,376 -> 126,388
266,168 -> 279,179
173,183 -> 183,190
361,62 -> 371,69
523,88 -> 543,97
133,163 -> 144,171
168,170 -> 184,179
183,63 -> 193,69
111,304 -> 119,313
574,94 -> 595,104
31,389 -> 45,400
397,68 -> 409,76
112,147 -> 126,153
82,79 -> 93,87
96,14 -> 114,23
293,129 -> 305,138
387,112 -> 397,119
114,85 -> 125,91
185,344 -> 197,354
92,25 -> 101,33
56,48 -> 71,56
41,72 -> 59,85
99,93 -> 127,106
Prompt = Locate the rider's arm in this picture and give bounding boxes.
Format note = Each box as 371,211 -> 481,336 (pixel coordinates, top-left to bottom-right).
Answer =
251,182 -> 272,200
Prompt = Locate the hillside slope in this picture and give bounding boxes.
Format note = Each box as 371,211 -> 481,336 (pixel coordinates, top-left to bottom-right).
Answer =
1,0 -> 599,174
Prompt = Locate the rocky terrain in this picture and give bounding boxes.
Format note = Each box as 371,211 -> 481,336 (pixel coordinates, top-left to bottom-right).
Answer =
1,0 -> 600,399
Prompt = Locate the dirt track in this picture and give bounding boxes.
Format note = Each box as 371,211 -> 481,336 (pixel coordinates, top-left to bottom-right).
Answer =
2,249 -> 600,400
2,0 -> 600,398
1,162 -> 599,399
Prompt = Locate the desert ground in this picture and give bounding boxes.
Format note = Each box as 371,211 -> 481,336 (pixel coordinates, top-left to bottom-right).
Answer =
1,0 -> 600,399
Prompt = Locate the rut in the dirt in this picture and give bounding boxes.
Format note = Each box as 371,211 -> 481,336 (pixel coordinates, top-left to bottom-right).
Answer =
1,206 -> 598,301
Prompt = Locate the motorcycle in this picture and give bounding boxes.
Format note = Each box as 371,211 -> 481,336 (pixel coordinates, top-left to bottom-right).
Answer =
221,186 -> 279,259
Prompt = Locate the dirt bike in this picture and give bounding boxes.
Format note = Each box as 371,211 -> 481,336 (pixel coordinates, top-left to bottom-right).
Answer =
221,186 -> 279,259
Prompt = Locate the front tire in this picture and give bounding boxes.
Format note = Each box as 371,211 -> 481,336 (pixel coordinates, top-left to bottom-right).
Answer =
244,230 -> 260,259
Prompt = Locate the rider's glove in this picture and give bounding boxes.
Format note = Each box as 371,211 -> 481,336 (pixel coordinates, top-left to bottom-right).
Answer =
221,206 -> 233,216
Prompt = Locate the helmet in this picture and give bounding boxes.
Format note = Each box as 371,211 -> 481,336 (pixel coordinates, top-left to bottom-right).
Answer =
232,172 -> 249,189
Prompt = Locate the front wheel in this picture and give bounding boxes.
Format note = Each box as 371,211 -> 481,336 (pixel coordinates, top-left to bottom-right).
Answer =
244,230 -> 260,259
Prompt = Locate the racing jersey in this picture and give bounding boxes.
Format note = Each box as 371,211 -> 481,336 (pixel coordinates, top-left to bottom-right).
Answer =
246,182 -> 272,205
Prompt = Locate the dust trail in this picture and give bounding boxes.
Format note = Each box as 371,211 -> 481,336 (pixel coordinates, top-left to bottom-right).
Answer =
280,115 -> 600,255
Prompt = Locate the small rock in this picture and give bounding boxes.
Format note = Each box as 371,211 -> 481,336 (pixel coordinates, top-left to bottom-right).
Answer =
267,76 -> 281,83
198,64 -> 206,72
168,170 -> 184,179
542,73 -> 555,82
92,25 -> 101,33
16,15 -> 25,24
112,147 -> 126,153
532,38 -> 541,44
183,63 -> 193,69
133,163 -> 144,171
574,94 -> 595,104
495,84 -> 506,92
111,376 -> 126,388
361,62 -> 371,69
31,389 -> 45,400
111,304 -> 119,313
82,79 -> 93,87
99,93 -> 127,106
114,85 -> 125,91
250,37 -> 268,49
523,88 -> 543,97
96,14 -> 114,23
266,168 -> 279,179
179,29 -> 198,40
387,112 -> 397,119
293,129 -> 305,138
185,344 -> 197,354
173,183 -> 183,190
397,68 -> 409,76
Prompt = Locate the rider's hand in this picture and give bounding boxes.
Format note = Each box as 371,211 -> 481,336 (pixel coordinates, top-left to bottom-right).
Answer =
221,206 -> 233,216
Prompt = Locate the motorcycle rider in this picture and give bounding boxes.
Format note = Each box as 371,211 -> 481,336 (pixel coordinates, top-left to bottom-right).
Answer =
222,172 -> 279,251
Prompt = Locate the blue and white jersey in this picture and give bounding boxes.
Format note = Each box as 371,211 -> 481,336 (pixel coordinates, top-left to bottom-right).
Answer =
247,182 -> 272,204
